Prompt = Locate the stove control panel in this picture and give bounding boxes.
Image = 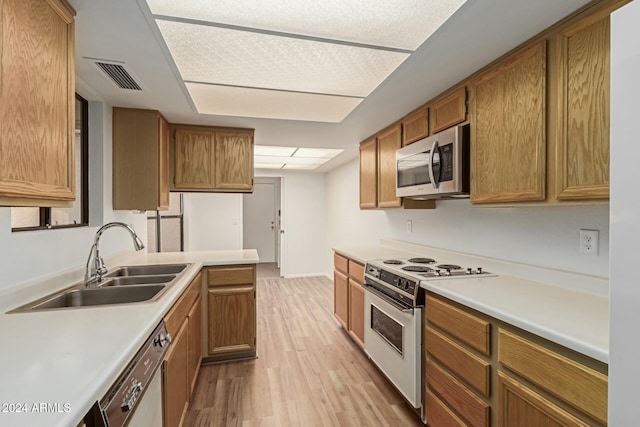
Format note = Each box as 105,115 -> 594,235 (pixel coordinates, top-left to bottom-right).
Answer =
365,264 -> 418,297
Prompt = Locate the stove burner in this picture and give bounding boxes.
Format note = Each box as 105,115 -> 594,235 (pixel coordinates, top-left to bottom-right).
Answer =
437,264 -> 462,270
383,259 -> 404,265
402,265 -> 433,273
408,257 -> 436,264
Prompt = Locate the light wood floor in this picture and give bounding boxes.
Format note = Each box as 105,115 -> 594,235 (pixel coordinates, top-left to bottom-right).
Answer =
184,264 -> 424,426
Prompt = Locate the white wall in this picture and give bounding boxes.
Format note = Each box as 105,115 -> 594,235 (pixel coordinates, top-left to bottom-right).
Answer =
0,102 -> 147,292
183,193 -> 243,251
326,159 -> 610,279
257,170 -> 327,277
608,2 -> 640,424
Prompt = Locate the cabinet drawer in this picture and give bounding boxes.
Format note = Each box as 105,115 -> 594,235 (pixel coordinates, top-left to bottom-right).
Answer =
348,260 -> 364,283
426,327 -> 491,397
426,294 -> 491,355
334,253 -> 349,275
425,389 -> 466,427
165,271 -> 201,337
427,360 -> 490,427
206,265 -> 256,287
498,329 -> 608,424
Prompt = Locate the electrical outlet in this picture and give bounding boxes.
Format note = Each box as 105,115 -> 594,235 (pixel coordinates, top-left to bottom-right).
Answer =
406,220 -> 412,233
579,229 -> 599,256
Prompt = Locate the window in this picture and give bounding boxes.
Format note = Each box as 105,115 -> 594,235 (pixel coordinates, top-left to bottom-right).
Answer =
11,94 -> 89,231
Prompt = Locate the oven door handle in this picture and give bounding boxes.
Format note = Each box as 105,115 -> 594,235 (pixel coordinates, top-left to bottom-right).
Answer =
362,284 -> 414,314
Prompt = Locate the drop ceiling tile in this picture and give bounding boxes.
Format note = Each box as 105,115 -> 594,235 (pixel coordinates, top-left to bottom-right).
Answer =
186,82 -> 363,122
282,164 -> 320,170
254,163 -> 284,169
157,20 -> 409,97
147,0 -> 467,51
254,145 -> 297,156
294,148 -> 343,158
254,156 -> 326,165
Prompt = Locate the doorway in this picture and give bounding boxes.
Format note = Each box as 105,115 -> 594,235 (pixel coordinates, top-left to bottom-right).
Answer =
243,177 -> 282,274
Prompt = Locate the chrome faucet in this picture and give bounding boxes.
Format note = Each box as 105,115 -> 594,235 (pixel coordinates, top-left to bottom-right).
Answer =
85,222 -> 145,286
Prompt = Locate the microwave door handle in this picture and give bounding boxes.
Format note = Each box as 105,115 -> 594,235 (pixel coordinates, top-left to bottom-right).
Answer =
428,139 -> 439,189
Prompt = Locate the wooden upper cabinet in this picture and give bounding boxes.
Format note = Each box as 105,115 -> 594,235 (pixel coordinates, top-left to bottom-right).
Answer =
173,126 -> 216,190
214,130 -> 254,191
556,8 -> 611,200
172,125 -> 254,193
0,0 -> 76,206
377,124 -> 402,208
402,108 -> 429,146
471,42 -> 547,204
430,86 -> 467,134
112,108 -> 170,210
158,116 -> 170,209
359,137 -> 377,209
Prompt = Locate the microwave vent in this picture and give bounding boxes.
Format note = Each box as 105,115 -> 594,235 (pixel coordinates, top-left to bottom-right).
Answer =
95,62 -> 142,90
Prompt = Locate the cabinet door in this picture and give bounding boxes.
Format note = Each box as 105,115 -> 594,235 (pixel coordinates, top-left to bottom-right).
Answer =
498,372 -> 589,427
163,320 -> 189,427
0,0 -> 75,205
359,137 -> 377,209
377,125 -> 402,208
348,278 -> 364,348
174,127 -> 216,190
471,42 -> 546,203
187,294 -> 202,395
158,115 -> 170,210
334,270 -> 349,330
556,9 -> 611,200
402,108 -> 429,146
214,130 -> 254,191
207,285 -> 256,356
430,87 -> 467,134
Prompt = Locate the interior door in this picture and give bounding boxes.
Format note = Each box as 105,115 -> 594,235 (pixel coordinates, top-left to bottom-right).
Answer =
243,182 -> 276,262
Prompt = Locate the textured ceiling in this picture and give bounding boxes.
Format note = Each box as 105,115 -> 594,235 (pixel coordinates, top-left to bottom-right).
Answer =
69,0 -> 592,172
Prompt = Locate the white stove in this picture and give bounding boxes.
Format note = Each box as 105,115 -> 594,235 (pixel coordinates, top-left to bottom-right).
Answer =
361,256 -> 496,422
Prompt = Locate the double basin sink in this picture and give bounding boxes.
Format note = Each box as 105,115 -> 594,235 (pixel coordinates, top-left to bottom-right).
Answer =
11,264 -> 190,312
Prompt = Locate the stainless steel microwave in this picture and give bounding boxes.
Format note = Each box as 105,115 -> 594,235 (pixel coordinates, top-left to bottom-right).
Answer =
396,124 -> 470,199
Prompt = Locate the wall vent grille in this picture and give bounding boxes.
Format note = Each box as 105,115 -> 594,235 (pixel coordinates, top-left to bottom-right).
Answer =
95,62 -> 142,90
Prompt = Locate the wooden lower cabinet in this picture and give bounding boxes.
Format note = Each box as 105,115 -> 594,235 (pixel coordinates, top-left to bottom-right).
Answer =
333,269 -> 349,330
187,294 -> 202,394
207,285 -> 256,356
205,264 -> 257,360
333,253 -> 366,349
424,292 -> 609,427
163,271 -> 202,427
348,278 -> 364,348
163,320 -> 189,427
497,371 -> 589,427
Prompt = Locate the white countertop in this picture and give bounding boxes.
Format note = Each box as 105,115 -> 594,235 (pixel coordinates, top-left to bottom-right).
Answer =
0,250 -> 258,427
333,241 -> 609,364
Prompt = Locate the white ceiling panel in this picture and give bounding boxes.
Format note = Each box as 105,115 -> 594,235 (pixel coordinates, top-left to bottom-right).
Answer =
282,164 -> 319,170
156,20 -> 409,97
254,163 -> 285,169
186,82 -> 363,122
254,145 -> 298,156
254,156 -> 326,165
294,148 -> 343,158
147,0 -> 466,50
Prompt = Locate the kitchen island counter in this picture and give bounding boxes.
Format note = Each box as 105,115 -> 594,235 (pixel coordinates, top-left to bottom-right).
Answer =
0,250 -> 259,427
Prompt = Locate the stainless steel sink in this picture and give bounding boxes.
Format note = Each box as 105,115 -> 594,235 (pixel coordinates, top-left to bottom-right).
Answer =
100,275 -> 176,287
26,285 -> 166,311
8,262 -> 193,313
106,264 -> 188,277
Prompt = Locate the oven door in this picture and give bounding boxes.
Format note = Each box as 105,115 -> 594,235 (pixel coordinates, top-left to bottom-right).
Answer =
363,287 -> 422,409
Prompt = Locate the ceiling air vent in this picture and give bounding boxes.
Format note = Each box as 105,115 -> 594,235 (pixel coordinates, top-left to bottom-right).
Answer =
95,62 -> 142,90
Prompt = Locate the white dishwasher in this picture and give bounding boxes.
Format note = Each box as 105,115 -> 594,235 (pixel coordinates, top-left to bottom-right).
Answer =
97,321 -> 170,427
